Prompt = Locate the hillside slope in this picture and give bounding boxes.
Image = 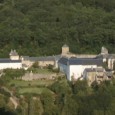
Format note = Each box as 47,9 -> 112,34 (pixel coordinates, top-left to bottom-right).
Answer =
0,0 -> 115,57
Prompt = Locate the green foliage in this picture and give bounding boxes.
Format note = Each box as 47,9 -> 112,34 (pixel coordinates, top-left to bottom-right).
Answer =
50,78 -> 72,95
113,61 -> 115,71
32,62 -> 39,68
95,84 -> 112,115
0,88 -> 11,97
91,81 -> 99,91
73,80 -> 88,94
0,107 -> 16,115
3,69 -> 25,78
41,91 -> 59,115
62,95 -> 79,115
29,98 -> 43,115
2,75 -> 115,115
0,95 -> 6,108
47,64 -> 54,70
0,0 -> 115,57
2,69 -> 25,82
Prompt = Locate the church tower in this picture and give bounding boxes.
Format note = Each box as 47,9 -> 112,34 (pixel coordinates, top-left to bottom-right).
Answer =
101,46 -> 108,55
9,49 -> 19,60
62,44 -> 69,55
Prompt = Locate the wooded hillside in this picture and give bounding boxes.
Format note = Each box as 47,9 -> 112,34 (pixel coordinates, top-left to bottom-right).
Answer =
0,0 -> 115,57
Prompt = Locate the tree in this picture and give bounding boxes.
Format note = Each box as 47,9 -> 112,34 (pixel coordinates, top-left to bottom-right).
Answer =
40,92 -> 59,115
31,98 -> 43,115
62,95 -> 78,115
113,61 -> 115,71
32,62 -> 39,68
95,84 -> 112,115
73,80 -> 88,94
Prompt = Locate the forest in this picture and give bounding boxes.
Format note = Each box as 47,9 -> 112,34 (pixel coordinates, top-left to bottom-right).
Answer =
0,0 -> 115,57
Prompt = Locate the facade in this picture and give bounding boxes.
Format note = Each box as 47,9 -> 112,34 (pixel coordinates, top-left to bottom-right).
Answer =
30,56 -> 56,67
0,59 -> 22,70
96,47 -> 115,69
83,68 -> 106,86
58,57 -> 103,81
61,44 -> 69,55
21,55 -> 61,69
0,45 -> 114,72
0,50 -> 22,70
108,56 -> 115,69
58,45 -> 115,82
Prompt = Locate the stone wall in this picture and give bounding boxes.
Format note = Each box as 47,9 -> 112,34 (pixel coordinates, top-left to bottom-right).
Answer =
21,72 -> 57,81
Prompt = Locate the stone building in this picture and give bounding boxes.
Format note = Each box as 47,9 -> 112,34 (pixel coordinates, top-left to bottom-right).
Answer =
61,44 -> 69,55
61,44 -> 96,58
21,55 -> 61,69
96,47 -> 115,70
83,68 -> 106,86
58,57 -> 103,81
19,45 -> 115,72
101,46 -> 108,55
9,49 -> 19,60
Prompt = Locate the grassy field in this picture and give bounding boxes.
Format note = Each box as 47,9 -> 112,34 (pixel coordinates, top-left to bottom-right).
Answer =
8,69 -> 57,95
9,79 -> 54,87
27,68 -> 55,74
18,87 -> 53,94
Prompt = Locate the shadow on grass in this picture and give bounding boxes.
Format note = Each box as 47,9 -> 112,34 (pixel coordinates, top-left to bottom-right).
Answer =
0,108 -> 16,115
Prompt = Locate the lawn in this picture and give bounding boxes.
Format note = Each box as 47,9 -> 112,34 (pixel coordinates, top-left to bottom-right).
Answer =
18,87 -> 53,94
9,79 -> 54,87
27,68 -> 54,74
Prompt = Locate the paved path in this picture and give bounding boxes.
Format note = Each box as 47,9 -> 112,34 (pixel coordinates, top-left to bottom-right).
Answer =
10,97 -> 18,109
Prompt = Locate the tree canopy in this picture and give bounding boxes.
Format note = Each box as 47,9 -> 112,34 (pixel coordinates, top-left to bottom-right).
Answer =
0,0 -> 115,57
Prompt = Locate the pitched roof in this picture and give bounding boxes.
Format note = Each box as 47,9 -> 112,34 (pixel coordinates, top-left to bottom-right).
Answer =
29,55 -> 61,62
21,56 -> 30,60
9,50 -> 18,56
21,55 -> 61,62
62,44 -> 69,48
58,57 -> 69,65
0,58 -> 21,63
84,68 -> 104,72
58,57 -> 103,66
96,54 -> 115,59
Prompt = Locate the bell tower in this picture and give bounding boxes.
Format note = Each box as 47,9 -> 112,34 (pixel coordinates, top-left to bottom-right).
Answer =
62,44 -> 69,55
9,49 -> 19,60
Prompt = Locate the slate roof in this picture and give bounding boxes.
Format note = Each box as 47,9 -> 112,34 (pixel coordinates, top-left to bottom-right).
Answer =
21,56 -> 30,60
58,57 -> 69,65
21,55 -> 61,62
58,57 -> 103,66
0,58 -> 21,63
36,56 -> 55,61
84,68 -> 104,72
105,71 -> 113,77
9,50 -> 18,56
62,44 -> 69,47
96,54 -> 115,59
29,55 -> 61,62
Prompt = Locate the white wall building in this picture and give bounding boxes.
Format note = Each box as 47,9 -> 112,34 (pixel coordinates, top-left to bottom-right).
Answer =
58,57 -> 103,81
0,59 -> 22,69
0,50 -> 22,70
